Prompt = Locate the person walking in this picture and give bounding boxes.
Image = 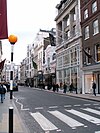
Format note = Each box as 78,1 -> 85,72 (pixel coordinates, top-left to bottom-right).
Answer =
63,82 -> 67,93
0,84 -> 6,103
92,81 -> 96,96
56,83 -> 59,92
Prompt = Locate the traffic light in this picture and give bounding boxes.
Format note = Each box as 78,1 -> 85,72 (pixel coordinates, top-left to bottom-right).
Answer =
49,33 -> 56,46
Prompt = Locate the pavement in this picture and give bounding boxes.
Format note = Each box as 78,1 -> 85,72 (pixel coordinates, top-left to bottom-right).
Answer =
0,92 -> 28,133
0,87 -> 100,133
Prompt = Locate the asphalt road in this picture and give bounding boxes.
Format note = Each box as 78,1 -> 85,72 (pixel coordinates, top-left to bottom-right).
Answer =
13,86 -> 100,133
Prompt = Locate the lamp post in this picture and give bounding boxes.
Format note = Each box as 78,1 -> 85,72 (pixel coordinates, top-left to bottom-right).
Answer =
8,35 -> 17,99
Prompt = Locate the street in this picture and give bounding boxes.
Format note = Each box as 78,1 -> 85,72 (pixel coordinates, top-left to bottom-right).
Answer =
13,86 -> 100,133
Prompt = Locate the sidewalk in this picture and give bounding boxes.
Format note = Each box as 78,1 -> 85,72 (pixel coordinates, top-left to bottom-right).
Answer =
0,92 -> 28,133
57,89 -> 100,102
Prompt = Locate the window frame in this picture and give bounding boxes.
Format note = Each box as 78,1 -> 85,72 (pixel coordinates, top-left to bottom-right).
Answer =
84,9 -> 88,19
93,19 -> 99,35
92,1 -> 97,13
84,25 -> 89,40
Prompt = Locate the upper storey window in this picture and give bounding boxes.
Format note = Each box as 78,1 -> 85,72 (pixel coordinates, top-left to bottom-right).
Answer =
84,26 -> 89,40
84,9 -> 88,19
92,1 -> 97,13
93,19 -> 99,35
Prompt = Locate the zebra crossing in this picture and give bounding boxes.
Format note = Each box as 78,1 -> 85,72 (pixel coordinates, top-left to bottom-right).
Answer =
30,106 -> 100,132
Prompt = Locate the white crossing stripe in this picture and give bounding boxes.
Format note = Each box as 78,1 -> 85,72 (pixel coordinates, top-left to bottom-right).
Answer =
48,110 -> 84,128
82,108 -> 100,115
66,109 -> 100,125
30,112 -> 58,131
95,131 -> 100,133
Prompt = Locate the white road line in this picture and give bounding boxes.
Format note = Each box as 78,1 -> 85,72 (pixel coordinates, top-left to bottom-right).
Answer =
95,131 -> 100,133
84,104 -> 91,106
64,105 -> 72,107
35,107 -> 43,110
13,96 -> 29,111
66,109 -> 100,125
30,112 -> 58,131
74,105 -> 81,107
93,103 -> 99,105
82,108 -> 100,115
49,106 -> 58,109
48,110 -> 84,128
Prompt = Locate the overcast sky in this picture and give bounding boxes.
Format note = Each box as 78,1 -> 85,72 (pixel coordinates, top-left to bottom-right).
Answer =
2,0 -> 60,65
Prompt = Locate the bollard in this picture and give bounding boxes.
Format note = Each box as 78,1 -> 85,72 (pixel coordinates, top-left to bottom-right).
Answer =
9,107 -> 13,133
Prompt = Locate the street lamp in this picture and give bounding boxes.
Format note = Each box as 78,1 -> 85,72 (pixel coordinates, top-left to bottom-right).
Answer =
8,35 -> 17,99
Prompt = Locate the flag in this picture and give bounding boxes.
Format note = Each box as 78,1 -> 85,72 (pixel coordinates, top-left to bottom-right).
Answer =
49,33 -> 56,46
32,59 -> 37,69
0,0 -> 8,39
82,48 -> 92,58
0,59 -> 6,71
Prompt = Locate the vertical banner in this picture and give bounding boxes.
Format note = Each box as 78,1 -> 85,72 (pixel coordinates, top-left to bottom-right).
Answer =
0,0 -> 8,39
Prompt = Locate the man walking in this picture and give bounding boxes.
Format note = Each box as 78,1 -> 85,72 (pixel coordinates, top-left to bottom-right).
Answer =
0,84 -> 6,103
92,81 -> 96,96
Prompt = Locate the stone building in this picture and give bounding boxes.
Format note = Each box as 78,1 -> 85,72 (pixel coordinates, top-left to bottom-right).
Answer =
55,0 -> 82,93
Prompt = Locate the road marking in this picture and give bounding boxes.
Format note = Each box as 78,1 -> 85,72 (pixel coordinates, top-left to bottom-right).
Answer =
74,105 -> 81,107
30,112 -> 58,131
64,105 -> 72,107
82,108 -> 100,115
95,131 -> 100,133
13,96 -> 29,111
66,109 -> 100,125
49,106 -> 58,109
84,104 -> 91,106
93,103 -> 99,105
35,107 -> 43,110
48,110 -> 84,128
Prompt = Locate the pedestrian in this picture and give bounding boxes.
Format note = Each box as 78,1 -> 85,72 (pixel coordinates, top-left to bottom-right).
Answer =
0,84 -> 6,103
3,84 -> 7,99
69,83 -> 73,93
92,81 -> 96,96
56,83 -> 59,92
52,83 -> 56,92
63,82 -> 67,93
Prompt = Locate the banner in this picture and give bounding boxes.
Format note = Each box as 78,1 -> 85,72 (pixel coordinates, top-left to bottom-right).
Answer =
0,59 -> 6,71
32,59 -> 37,69
0,0 -> 8,39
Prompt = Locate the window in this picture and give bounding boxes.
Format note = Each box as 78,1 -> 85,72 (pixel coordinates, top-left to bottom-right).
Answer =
84,48 -> 91,64
84,9 -> 88,19
52,53 -> 56,60
73,26 -> 76,36
84,26 -> 89,39
93,19 -> 99,35
92,1 -> 97,13
66,30 -> 70,40
96,44 -> 100,62
66,17 -> 69,27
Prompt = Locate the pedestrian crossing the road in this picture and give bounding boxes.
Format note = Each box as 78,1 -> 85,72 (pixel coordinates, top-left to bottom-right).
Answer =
29,107 -> 100,132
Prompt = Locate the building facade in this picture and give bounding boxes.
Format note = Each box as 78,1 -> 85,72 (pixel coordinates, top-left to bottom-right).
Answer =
81,0 -> 100,94
55,0 -> 82,93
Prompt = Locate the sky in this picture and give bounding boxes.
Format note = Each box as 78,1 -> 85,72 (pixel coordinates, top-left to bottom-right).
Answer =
2,0 -> 60,65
